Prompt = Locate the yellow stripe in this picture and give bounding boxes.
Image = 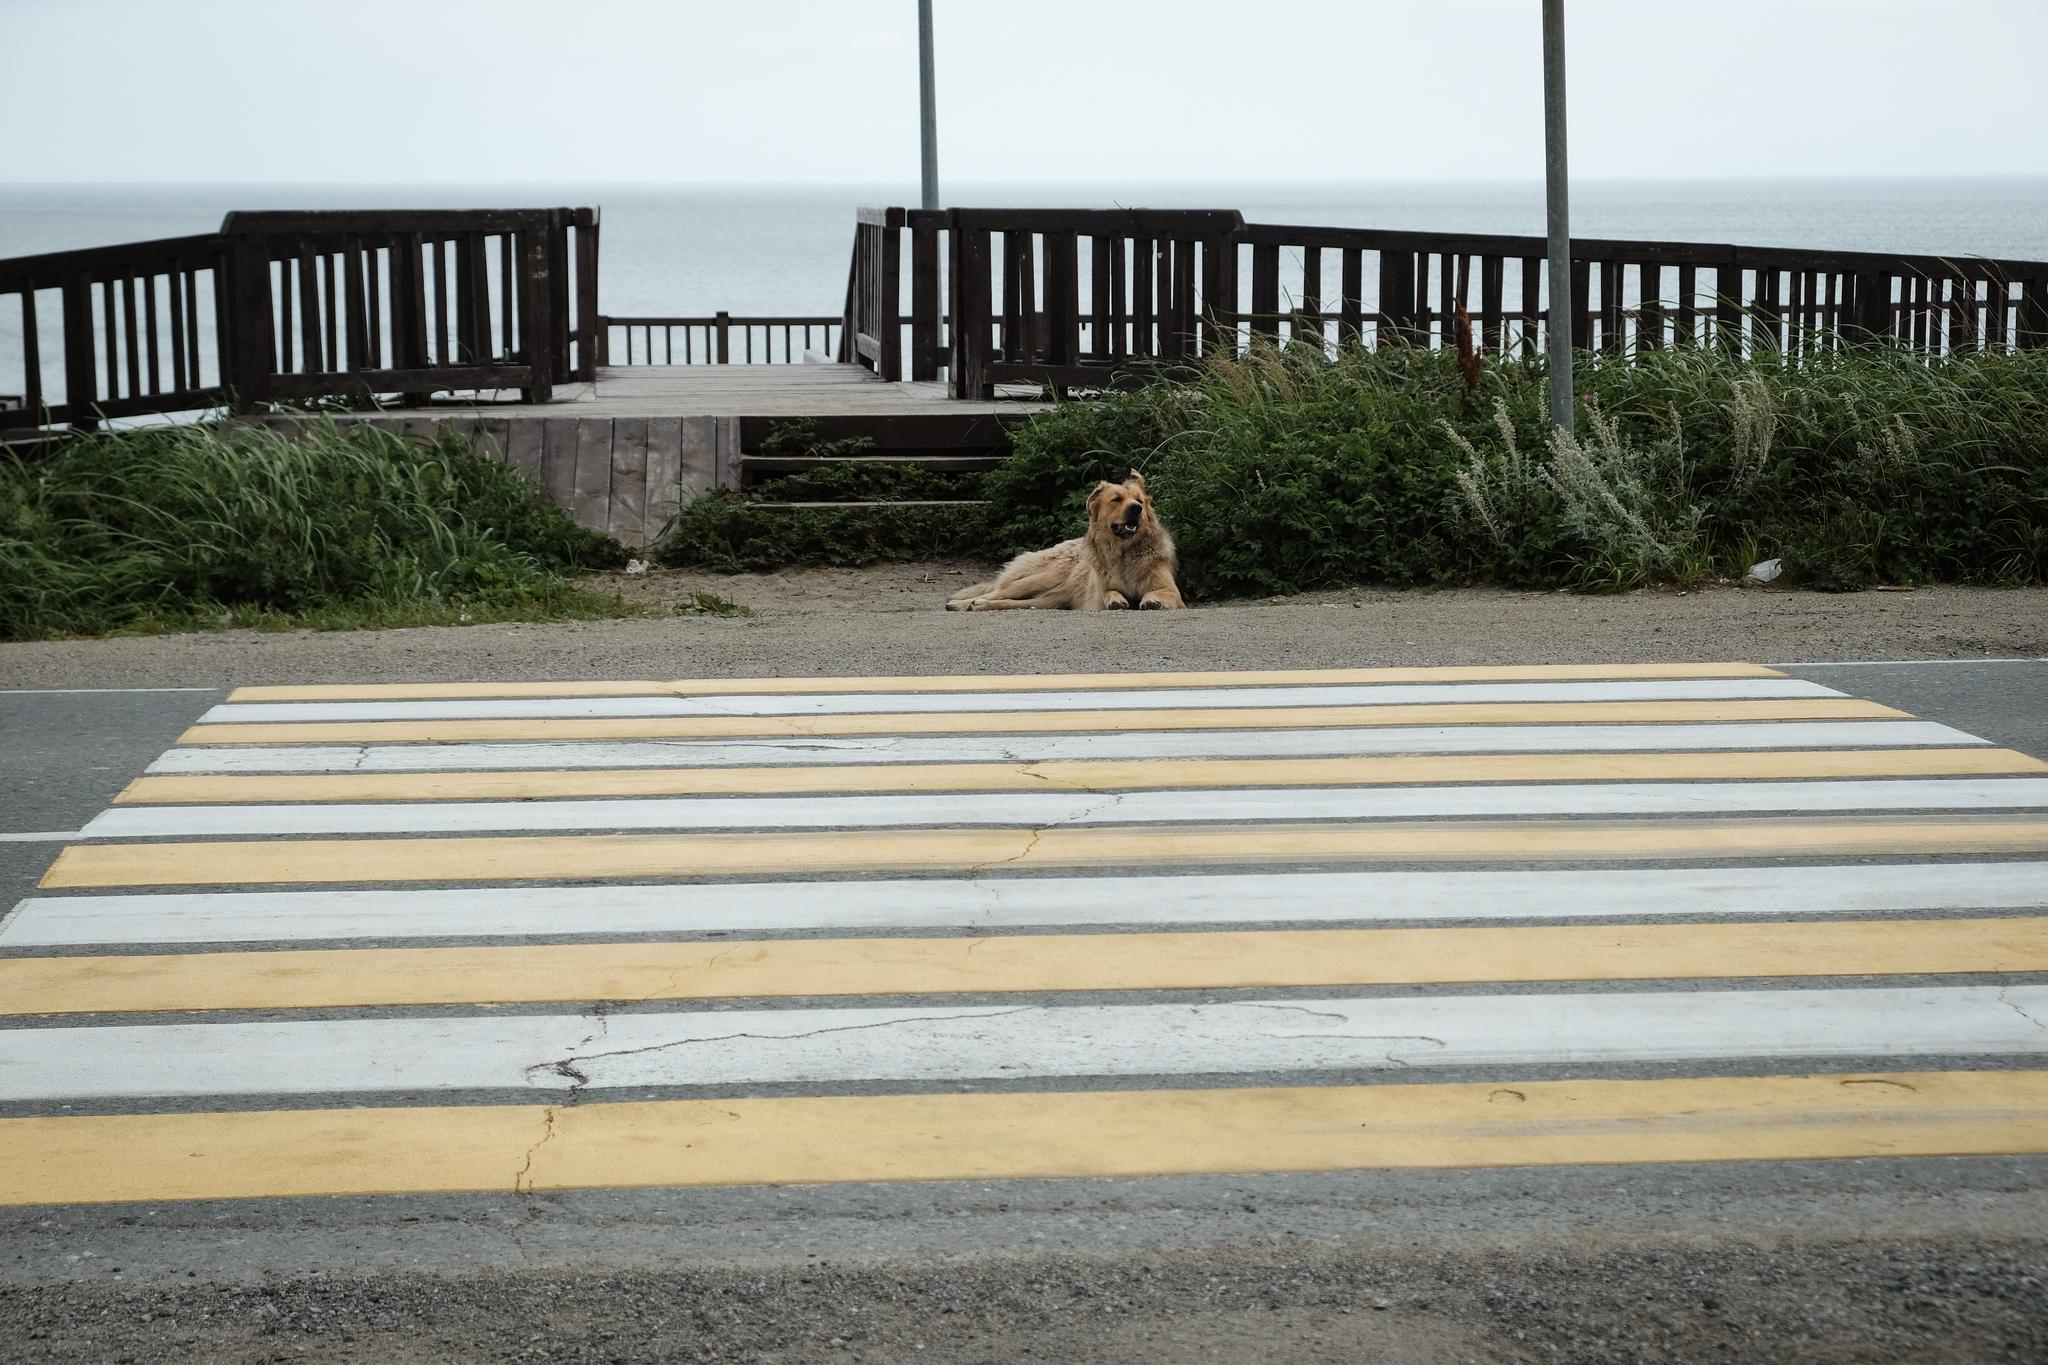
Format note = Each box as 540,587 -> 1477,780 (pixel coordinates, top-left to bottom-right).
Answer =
41,816 -> 2048,888
179,698 -> 1901,746
226,661 -> 1784,702
116,747 -> 2048,805
9,918 -> 2045,1015
4,1071 -> 2043,1205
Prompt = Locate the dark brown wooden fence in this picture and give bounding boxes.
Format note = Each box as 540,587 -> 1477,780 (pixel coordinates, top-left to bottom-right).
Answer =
599,314 -> 841,365
1,207 -> 599,431
0,233 -> 233,429
837,208 -> 2048,399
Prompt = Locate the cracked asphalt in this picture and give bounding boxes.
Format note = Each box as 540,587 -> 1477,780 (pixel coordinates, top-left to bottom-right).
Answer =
2,589 -> 2046,1362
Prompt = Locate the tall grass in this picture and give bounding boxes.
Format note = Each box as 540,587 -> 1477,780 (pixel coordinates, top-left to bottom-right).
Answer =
0,420 -> 627,641
984,341 -> 2048,596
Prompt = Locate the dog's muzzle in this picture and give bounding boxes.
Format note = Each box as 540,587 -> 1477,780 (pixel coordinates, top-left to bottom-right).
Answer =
1112,504 -> 1142,539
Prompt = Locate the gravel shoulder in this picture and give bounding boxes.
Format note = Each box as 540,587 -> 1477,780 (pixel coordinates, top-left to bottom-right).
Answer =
2,566 -> 2044,687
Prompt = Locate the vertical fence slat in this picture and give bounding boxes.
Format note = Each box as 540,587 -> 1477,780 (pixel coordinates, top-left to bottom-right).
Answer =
1340,248 -> 1363,344
343,239 -> 368,373
120,275 -> 141,397
1300,246 -> 1322,347
1638,263 -> 1662,352
166,267 -> 186,392
1520,255 -> 1541,355
20,288 -> 42,415
1479,255 -> 1504,353
297,242 -> 321,373
366,245 -> 383,370
321,250 -> 338,371
185,267 -> 204,386
431,239 -> 449,367
1108,234 -> 1129,358
1131,236 -> 1154,357
142,272 -> 161,395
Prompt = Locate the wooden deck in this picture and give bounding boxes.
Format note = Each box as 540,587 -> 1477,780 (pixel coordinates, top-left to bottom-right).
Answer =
265,365 -> 1044,549
453,364 -> 1035,419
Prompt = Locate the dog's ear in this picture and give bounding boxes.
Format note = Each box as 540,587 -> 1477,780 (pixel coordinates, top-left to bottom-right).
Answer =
1125,469 -> 1147,492
1086,482 -> 1115,511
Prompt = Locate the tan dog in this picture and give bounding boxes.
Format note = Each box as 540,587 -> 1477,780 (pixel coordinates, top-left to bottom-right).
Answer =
948,471 -> 1185,612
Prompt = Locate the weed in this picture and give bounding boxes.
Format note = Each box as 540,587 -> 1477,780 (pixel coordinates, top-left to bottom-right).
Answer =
985,340 -> 2048,596
0,418 -> 629,641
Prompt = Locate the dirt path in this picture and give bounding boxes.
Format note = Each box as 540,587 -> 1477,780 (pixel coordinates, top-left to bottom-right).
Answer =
1,566 -> 2042,687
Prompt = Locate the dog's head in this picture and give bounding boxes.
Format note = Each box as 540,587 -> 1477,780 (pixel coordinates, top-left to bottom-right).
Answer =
1086,470 -> 1157,545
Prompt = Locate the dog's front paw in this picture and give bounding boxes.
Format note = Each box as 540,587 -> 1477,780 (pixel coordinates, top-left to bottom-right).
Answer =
1138,592 -> 1181,610
1101,594 -> 1133,610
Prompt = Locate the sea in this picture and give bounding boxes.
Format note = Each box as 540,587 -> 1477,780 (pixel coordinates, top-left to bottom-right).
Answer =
5,179 -> 2047,387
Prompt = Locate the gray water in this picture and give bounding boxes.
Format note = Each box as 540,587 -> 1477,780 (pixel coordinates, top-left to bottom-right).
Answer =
7,179 -> 2047,317
5,179 -> 2047,398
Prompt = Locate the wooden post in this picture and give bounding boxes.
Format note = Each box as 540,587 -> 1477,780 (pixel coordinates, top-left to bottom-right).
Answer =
1250,243 -> 1279,339
2019,278 -> 2047,350
950,221 -> 989,399
715,311 -> 731,364
574,208 -> 600,381
911,218 -> 940,380
1380,250 -> 1414,343
1207,229 -> 1238,357
61,272 -> 99,427
1043,229 -> 1077,368
1715,260 -> 1744,355
519,229 -> 555,404
225,234 -> 275,411
879,220 -> 903,381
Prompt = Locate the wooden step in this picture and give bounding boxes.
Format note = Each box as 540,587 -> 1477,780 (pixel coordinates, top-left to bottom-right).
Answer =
748,500 -> 988,511
738,413 -> 1018,451
741,452 -> 1005,477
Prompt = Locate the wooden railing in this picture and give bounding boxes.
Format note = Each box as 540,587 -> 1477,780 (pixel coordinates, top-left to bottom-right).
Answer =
0,232 -> 233,429
0,207 -> 599,431
838,208 -> 2048,398
600,314 -> 841,365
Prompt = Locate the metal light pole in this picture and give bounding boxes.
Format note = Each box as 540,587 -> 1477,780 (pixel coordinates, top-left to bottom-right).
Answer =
1542,0 -> 1573,434
918,0 -> 940,210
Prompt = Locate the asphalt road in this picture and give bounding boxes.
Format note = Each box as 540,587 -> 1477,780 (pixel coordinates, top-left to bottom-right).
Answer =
2,654 -> 2045,1364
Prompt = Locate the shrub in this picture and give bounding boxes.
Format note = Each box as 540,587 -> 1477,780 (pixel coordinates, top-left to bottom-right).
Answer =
982,341 -> 2048,597
0,418 -> 627,641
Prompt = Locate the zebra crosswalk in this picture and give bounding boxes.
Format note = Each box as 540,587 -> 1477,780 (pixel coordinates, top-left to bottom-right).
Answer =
2,660 -> 2046,1207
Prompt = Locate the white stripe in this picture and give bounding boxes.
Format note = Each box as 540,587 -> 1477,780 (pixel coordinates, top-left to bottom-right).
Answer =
0,831 -> 82,843
195,678 -> 1842,723
10,862 -> 2048,948
81,778 -> 2048,839
4,985 -> 2042,1102
142,721 -> 1989,775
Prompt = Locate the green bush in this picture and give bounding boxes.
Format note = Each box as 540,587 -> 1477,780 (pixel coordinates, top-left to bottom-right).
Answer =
982,341 -> 2048,597
0,419 -> 628,641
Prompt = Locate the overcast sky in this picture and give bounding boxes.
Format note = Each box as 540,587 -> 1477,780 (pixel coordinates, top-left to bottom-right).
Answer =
6,0 -> 2045,185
